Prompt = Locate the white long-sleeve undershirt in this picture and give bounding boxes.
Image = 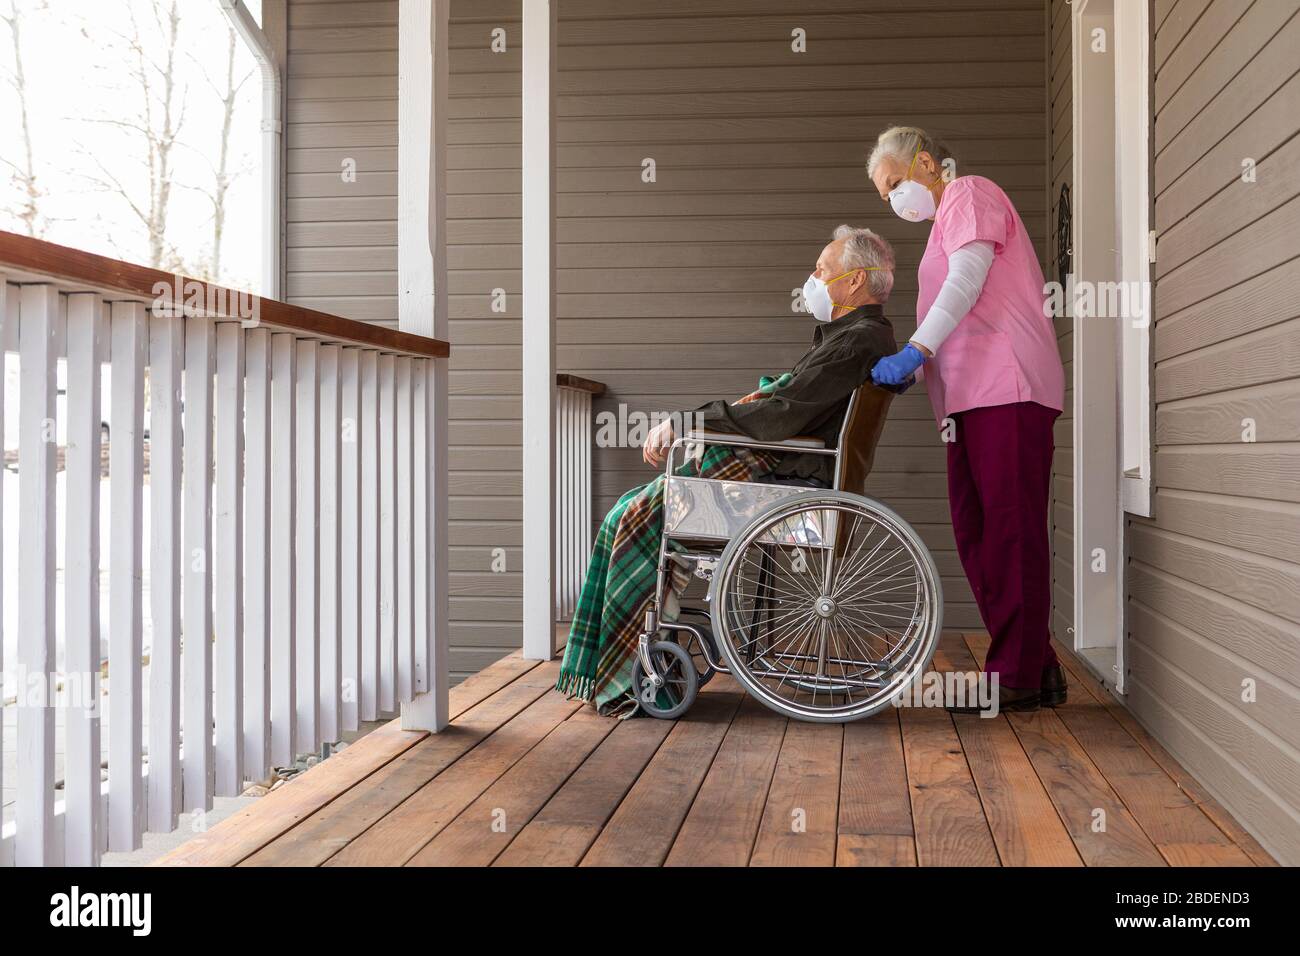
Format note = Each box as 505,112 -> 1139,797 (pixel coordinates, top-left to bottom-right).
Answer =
910,239 -> 995,356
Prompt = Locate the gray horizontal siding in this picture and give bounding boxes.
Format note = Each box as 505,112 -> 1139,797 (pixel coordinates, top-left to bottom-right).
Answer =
286,0 -> 1052,662
1047,0 -> 1074,644
285,0 -> 521,682
557,0 -> 1048,631
1133,0 -> 1300,865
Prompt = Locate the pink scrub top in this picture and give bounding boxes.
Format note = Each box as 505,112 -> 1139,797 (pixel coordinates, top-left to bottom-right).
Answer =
915,175 -> 1065,425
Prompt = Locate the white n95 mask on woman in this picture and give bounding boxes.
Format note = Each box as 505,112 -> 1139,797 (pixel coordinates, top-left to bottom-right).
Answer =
889,148 -> 939,222
889,179 -> 937,222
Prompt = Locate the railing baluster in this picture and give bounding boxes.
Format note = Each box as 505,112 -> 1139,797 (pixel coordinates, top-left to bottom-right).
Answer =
0,280 -> 7,865
318,344 -> 342,744
63,293 -> 104,865
553,383 -> 598,622
0,235 -> 452,863
294,339 -> 320,754
269,333 -> 296,766
0,234 -> 453,863
570,390 -> 579,618
378,353 -> 396,714
581,390 -> 592,584
340,348 -> 362,726
16,285 -> 59,865
568,389 -> 578,617
580,392 -> 590,611
182,317 -> 215,813
564,390 -> 570,619
427,354 -> 449,728
402,355 -> 448,730
575,391 -> 582,617
243,328 -> 272,780
395,356 -> 413,703
568,388 -> 577,618
108,299 -> 146,852
148,310 -> 184,832
214,322 -> 245,795
554,388 -> 564,619
359,350 -> 380,721
411,359 -> 429,692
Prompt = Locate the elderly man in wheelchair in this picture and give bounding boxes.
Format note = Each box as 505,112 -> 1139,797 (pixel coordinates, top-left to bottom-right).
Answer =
556,225 -> 943,722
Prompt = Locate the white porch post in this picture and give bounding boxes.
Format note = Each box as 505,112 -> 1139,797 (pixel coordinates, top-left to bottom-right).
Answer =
398,0 -> 450,731
522,0 -> 558,660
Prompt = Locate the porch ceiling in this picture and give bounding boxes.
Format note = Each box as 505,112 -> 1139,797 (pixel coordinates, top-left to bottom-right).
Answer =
157,631 -> 1275,868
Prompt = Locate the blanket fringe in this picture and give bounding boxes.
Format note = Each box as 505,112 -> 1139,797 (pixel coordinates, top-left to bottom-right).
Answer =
602,693 -> 641,720
555,668 -> 595,702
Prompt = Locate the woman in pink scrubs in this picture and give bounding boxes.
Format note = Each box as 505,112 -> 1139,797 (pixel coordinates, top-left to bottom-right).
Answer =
866,126 -> 1066,714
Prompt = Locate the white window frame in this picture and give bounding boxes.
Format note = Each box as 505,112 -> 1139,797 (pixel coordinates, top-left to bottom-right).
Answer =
1114,0 -> 1153,518
220,0 -> 284,299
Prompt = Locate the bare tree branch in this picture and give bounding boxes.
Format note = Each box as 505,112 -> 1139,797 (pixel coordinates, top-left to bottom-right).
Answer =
208,26 -> 238,279
1,0 -> 45,236
13,0 -> 254,281
83,0 -> 189,269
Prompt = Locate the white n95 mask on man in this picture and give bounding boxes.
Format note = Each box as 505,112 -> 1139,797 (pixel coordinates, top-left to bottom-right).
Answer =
802,274 -> 835,322
802,268 -> 868,322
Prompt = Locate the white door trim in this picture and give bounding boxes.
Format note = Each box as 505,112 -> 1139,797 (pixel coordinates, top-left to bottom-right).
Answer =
1070,0 -> 1125,694
1114,0 -> 1154,520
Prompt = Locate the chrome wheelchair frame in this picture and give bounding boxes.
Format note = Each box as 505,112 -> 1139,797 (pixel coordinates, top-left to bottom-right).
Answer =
633,386 -> 944,723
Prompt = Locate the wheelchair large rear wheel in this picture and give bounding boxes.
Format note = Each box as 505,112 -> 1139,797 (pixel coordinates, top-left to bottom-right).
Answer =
709,491 -> 942,723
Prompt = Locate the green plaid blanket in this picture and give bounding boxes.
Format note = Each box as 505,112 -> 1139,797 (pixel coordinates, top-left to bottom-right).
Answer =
557,443 -> 779,716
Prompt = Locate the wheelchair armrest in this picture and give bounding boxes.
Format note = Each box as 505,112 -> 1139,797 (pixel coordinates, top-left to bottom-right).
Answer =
683,429 -> 825,450
665,429 -> 834,477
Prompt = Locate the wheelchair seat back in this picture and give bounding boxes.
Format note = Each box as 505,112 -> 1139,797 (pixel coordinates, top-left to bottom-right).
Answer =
832,382 -> 894,495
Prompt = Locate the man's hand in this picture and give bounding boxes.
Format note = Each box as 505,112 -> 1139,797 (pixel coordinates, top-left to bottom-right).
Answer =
642,418 -> 675,467
733,390 -> 765,405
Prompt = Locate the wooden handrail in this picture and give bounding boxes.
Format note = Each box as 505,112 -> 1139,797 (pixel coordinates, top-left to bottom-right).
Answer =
556,373 -> 606,396
0,231 -> 448,359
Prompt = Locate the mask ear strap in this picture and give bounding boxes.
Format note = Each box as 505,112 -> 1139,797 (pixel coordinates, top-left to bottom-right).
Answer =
829,267 -> 885,308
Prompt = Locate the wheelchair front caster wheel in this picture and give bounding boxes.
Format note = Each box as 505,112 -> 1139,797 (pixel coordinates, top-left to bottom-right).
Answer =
632,640 -> 698,720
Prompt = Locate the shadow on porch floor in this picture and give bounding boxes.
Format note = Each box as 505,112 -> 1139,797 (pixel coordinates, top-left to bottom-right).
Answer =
157,632 -> 1276,867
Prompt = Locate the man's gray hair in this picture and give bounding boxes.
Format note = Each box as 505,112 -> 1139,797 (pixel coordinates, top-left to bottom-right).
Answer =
832,224 -> 895,301
865,125 -> 953,179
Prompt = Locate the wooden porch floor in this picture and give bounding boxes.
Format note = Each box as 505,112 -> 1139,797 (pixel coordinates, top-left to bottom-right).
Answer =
158,632 -> 1276,867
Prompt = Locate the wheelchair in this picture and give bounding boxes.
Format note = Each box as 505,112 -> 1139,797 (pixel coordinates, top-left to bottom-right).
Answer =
634,382 -> 943,723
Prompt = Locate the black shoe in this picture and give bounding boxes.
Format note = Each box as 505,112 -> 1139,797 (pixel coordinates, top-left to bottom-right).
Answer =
1041,664 -> 1068,707
945,684 -> 1040,715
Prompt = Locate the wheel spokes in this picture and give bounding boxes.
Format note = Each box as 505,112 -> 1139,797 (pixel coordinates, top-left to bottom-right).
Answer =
716,498 -> 939,719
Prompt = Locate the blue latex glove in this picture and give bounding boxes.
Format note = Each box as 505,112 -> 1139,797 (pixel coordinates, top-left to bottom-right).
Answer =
871,344 -> 925,386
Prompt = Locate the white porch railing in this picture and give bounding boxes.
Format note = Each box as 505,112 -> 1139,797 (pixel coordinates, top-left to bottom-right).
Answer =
0,232 -> 449,866
554,375 -> 603,621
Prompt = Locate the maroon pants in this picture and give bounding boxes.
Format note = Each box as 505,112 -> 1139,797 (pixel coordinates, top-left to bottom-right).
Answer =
946,401 -> 1060,689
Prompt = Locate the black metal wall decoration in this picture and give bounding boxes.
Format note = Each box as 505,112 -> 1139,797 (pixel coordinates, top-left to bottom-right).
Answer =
1056,182 -> 1072,285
